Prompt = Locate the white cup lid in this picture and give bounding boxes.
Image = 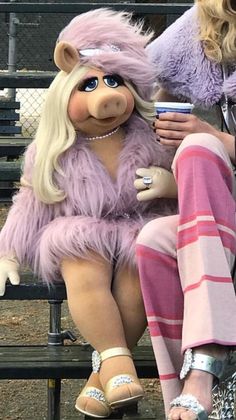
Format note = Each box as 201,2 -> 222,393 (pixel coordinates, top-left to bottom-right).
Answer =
154,102 -> 194,109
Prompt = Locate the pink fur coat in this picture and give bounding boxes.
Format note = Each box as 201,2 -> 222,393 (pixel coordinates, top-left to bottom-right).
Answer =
0,115 -> 176,282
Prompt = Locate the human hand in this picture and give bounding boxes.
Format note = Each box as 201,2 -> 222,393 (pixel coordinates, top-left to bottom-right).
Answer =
154,112 -> 219,147
134,166 -> 177,201
0,257 -> 20,296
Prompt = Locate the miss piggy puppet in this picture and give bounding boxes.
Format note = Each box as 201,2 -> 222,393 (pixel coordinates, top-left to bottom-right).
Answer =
0,8 -> 177,418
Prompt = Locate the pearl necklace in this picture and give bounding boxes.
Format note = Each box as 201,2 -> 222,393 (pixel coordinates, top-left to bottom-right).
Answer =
84,126 -> 120,141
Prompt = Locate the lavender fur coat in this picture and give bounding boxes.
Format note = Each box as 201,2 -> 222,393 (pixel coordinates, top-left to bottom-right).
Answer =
147,5 -> 236,107
0,114 -> 176,282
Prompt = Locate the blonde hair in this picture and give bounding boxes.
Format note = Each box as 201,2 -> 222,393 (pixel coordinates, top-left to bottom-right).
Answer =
32,65 -> 155,204
196,0 -> 236,63
32,65 -> 89,204
125,81 -> 155,121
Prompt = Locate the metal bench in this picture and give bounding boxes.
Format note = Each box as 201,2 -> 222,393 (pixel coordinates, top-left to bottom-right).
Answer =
0,273 -> 158,420
0,99 -> 21,135
0,137 -> 30,201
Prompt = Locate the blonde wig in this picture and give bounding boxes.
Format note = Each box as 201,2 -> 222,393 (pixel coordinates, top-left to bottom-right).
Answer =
197,0 -> 236,63
125,81 -> 155,121
31,64 -> 155,204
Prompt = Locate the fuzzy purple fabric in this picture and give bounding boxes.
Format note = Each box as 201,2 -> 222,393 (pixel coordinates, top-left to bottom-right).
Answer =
146,5 -> 236,108
57,8 -> 156,101
0,115 -> 177,282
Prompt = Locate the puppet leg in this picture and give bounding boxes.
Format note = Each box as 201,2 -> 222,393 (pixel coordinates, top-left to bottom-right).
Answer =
61,254 -> 114,418
74,264 -> 146,417
97,265 -> 146,407
61,254 -> 143,417
112,265 -> 147,349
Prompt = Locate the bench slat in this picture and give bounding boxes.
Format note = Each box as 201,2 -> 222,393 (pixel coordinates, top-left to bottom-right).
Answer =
0,101 -> 20,109
0,161 -> 22,180
0,3 -> 193,15
0,111 -> 20,121
0,72 -> 56,88
0,126 -> 21,134
0,136 -> 31,145
0,136 -> 31,157
0,272 -> 66,300
0,345 -> 157,380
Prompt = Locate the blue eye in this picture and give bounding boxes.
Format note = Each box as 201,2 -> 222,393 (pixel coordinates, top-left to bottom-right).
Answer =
103,75 -> 124,88
79,77 -> 98,92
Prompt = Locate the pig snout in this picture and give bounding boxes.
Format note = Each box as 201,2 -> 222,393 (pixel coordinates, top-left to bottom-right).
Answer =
88,91 -> 127,119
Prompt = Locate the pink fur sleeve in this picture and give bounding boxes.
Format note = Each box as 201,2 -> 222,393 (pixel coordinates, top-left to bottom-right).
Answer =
0,143 -> 54,266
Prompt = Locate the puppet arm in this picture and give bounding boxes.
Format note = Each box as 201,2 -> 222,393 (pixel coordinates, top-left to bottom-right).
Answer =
134,166 -> 177,202
0,145 -> 53,295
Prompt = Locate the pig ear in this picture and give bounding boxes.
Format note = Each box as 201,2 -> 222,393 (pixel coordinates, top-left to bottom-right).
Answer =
54,41 -> 79,73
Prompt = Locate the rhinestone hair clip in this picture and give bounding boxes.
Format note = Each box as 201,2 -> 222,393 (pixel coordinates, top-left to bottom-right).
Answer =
79,44 -> 121,57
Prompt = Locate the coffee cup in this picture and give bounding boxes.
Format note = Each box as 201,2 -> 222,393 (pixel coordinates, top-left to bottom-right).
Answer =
154,101 -> 194,115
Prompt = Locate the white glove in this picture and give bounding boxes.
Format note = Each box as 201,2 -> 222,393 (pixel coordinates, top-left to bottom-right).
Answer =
0,257 -> 20,296
134,166 -> 177,202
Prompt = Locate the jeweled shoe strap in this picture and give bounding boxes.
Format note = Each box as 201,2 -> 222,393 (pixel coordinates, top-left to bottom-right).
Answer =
170,394 -> 208,420
100,347 -> 132,362
92,347 -> 132,373
191,353 -> 225,379
180,348 -> 226,380
79,386 -> 107,403
105,373 -> 135,392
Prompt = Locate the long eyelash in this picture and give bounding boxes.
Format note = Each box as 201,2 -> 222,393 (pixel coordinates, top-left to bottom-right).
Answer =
77,77 -> 98,91
104,74 -> 124,85
114,75 -> 124,85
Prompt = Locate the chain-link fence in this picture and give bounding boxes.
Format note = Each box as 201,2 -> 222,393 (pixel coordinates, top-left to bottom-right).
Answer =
0,0 -> 191,137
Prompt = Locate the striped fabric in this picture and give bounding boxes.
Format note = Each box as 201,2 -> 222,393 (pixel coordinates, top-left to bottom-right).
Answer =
136,133 -> 236,414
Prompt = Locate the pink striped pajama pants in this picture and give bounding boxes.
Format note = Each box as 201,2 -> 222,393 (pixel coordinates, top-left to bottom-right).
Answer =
136,133 -> 236,413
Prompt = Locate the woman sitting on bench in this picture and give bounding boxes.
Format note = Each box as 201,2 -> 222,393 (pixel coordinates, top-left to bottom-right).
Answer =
135,0 -> 236,419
